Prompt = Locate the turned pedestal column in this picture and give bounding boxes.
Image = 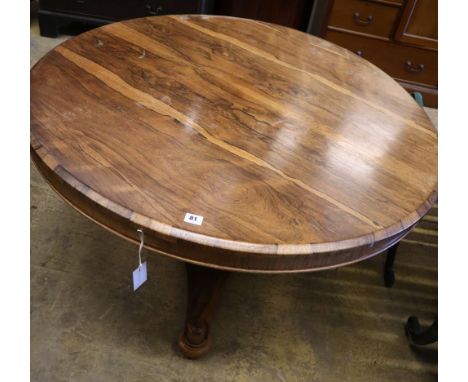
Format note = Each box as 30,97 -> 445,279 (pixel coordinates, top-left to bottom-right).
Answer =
178,264 -> 229,359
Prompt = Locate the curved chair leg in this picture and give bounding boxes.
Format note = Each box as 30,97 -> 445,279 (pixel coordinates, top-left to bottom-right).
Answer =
405,316 -> 438,345
384,242 -> 399,287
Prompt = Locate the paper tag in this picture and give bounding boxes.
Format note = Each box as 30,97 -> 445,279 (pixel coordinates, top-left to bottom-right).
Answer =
133,261 -> 147,291
184,212 -> 204,226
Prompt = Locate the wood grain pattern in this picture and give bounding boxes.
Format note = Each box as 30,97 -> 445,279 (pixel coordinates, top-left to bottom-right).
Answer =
30,15 -> 437,272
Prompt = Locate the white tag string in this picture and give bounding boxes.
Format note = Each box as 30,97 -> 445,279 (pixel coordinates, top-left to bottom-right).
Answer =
137,228 -> 144,267
133,228 -> 148,291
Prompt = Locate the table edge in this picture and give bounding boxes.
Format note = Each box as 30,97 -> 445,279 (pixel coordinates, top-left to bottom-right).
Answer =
30,140 -> 437,273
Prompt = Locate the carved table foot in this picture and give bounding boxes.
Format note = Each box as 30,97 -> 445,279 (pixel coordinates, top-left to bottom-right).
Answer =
405,316 -> 438,345
178,263 -> 229,359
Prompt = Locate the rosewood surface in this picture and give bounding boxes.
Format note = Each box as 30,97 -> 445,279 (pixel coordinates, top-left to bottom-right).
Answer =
31,15 -> 437,273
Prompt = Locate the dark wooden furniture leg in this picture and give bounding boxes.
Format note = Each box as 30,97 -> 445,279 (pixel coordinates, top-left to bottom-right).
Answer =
405,316 -> 438,345
384,242 -> 399,287
178,263 -> 229,359
38,11 -> 60,38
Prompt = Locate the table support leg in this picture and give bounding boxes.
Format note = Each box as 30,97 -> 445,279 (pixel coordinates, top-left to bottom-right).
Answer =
178,263 -> 229,359
384,242 -> 399,287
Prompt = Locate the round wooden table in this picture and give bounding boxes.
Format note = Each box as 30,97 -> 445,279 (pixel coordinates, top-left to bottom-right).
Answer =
31,15 -> 438,359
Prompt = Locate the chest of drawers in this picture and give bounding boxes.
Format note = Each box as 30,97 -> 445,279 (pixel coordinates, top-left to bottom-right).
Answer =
38,0 -> 213,38
309,0 -> 438,107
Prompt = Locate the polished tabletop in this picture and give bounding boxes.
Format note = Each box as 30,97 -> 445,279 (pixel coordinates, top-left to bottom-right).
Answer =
30,15 -> 437,272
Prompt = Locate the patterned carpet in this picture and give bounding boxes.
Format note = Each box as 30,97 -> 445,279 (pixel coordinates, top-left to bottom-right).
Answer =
31,34 -> 437,382
403,205 -> 438,248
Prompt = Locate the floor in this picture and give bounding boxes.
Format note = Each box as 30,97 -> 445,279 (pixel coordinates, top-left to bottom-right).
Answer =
30,10 -> 438,382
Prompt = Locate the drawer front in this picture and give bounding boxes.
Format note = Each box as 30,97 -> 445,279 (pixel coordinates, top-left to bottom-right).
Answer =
39,0 -> 202,20
329,0 -> 400,39
325,30 -> 437,87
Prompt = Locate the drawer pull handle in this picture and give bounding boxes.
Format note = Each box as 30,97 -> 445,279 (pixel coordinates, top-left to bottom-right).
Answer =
146,3 -> 163,15
405,60 -> 425,73
353,12 -> 374,26
356,50 -> 363,57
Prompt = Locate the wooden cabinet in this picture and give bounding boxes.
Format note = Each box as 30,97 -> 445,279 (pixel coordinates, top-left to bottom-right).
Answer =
214,0 -> 315,31
309,0 -> 438,107
394,0 -> 437,49
38,0 -> 315,38
38,0 -> 213,37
